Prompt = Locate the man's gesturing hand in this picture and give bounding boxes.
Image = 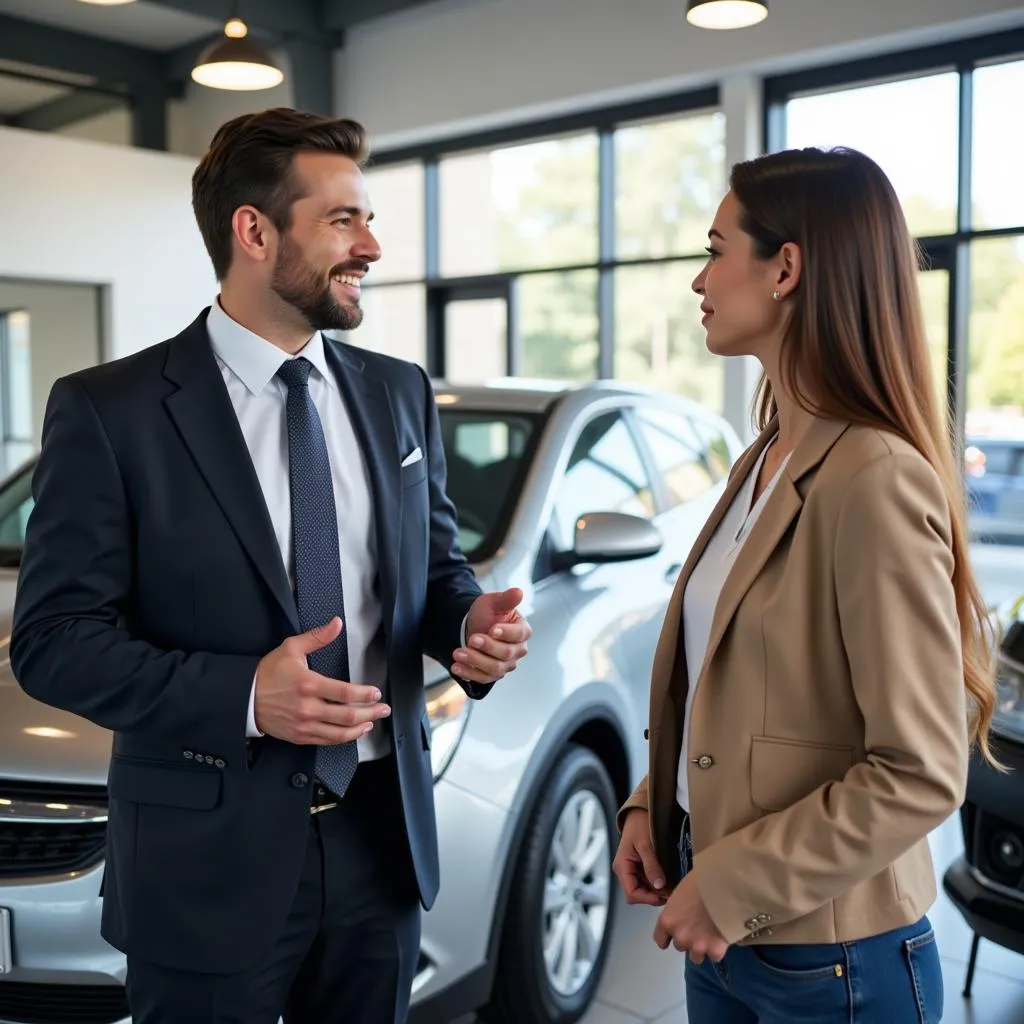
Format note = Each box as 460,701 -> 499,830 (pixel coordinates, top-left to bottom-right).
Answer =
455,588 -> 532,684
254,617 -> 390,744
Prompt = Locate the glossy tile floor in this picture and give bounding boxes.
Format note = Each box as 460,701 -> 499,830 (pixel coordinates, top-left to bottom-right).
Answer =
462,814 -> 1024,1023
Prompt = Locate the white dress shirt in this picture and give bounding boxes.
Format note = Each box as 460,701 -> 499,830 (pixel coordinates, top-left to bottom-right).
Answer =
205,298 -> 390,761
676,438 -> 791,811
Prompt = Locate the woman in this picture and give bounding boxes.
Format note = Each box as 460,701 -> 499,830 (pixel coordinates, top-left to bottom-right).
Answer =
611,147 -> 998,1024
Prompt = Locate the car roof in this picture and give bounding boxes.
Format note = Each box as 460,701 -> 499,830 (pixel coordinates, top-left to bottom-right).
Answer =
431,377 -> 719,419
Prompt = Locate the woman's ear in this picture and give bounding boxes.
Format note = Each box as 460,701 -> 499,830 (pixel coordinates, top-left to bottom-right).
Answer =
774,241 -> 803,298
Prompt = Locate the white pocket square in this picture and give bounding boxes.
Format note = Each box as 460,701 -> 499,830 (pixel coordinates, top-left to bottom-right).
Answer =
401,447 -> 423,468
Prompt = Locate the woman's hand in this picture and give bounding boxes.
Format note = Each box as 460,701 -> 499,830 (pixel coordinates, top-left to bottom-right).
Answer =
612,808 -> 669,907
653,871 -> 729,964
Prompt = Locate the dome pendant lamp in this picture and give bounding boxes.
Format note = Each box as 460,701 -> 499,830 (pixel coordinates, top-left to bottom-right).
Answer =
191,8 -> 284,91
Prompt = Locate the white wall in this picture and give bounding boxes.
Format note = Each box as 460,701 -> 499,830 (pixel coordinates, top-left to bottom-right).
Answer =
338,0 -> 1024,148
0,125 -> 213,360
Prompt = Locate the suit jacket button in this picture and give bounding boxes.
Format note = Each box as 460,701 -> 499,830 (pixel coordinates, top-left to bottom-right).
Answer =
291,773 -> 309,789
643,728 -> 649,740
696,755 -> 713,769
204,755 -> 215,765
215,759 -> 226,769
183,750 -> 193,760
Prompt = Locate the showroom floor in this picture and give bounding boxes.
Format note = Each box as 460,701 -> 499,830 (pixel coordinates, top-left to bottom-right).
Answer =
460,813 -> 1024,1024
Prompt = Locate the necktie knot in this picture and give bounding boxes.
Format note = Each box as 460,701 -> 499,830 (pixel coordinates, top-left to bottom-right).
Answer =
276,357 -> 313,391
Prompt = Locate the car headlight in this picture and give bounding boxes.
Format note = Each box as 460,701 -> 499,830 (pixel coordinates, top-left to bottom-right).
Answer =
992,595 -> 1024,745
994,651 -> 1024,744
425,676 -> 471,781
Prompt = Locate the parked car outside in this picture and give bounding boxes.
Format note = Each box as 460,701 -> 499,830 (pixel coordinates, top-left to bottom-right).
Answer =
0,378 -> 743,1024
965,436 -> 1024,545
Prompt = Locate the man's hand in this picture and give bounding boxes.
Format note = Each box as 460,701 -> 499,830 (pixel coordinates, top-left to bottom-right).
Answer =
653,870 -> 729,964
254,617 -> 390,744
455,588 -> 532,684
612,808 -> 669,907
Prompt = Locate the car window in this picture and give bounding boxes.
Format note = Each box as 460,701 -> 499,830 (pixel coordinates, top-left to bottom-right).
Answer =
550,411 -> 654,550
439,411 -> 539,562
635,408 -> 715,510
690,416 -> 733,483
0,462 -> 34,567
966,442 -> 1023,478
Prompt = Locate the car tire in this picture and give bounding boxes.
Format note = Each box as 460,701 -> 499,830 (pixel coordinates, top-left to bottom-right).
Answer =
481,743 -> 619,1024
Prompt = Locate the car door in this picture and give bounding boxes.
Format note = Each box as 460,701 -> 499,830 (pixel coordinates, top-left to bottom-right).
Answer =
534,407 -> 667,780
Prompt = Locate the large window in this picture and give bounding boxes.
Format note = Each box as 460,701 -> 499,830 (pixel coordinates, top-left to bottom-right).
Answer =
767,41 -> 1024,560
356,92 -> 726,412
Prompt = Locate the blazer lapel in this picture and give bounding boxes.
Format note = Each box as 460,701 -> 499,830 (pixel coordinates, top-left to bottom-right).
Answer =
648,425 -> 777,717
324,340 -> 401,641
162,312 -> 299,632
697,415 -> 852,685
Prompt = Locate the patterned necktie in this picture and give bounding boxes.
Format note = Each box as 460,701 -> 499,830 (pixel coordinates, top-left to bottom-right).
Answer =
276,357 -> 358,798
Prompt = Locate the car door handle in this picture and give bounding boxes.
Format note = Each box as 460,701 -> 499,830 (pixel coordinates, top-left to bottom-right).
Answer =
664,563 -> 682,582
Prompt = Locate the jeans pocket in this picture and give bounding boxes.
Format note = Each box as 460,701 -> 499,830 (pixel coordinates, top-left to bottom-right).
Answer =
750,943 -> 846,981
904,929 -> 943,1023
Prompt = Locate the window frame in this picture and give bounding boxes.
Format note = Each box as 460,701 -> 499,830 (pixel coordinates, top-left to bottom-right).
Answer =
762,29 -> 1024,440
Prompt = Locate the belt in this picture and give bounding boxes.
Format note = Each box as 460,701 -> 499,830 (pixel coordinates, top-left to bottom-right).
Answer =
310,782 -> 339,815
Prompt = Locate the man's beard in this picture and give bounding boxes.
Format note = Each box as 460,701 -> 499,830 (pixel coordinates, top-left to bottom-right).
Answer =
270,234 -> 364,332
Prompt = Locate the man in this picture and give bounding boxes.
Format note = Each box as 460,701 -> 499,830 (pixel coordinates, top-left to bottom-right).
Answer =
11,107 -> 530,1024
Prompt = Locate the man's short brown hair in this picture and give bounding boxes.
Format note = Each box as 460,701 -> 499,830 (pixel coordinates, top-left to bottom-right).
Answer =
192,107 -> 370,280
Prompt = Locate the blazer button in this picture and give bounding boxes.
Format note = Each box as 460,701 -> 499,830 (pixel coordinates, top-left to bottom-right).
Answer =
183,750 -> 193,760
643,728 -> 649,740
291,772 -> 309,789
695,754 -> 714,769
214,759 -> 226,769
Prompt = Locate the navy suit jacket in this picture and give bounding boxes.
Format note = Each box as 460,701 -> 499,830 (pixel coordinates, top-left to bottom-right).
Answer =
10,310 -> 485,974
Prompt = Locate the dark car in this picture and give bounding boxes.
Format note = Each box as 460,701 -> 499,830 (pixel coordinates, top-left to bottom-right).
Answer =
943,590 -> 1024,994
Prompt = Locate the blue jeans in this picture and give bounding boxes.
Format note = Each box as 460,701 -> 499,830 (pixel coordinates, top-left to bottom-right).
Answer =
677,815 -> 943,1022
684,919 -> 943,1023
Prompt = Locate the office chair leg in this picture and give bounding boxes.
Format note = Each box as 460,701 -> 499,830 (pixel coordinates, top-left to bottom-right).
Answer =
963,932 -> 981,999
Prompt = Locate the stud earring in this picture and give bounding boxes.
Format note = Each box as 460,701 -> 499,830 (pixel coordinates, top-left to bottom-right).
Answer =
772,290 -> 781,301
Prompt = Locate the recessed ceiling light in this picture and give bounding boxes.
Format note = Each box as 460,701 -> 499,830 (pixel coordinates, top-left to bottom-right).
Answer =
686,0 -> 768,29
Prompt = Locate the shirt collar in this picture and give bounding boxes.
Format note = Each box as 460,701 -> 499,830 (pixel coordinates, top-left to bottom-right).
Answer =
206,297 -> 336,396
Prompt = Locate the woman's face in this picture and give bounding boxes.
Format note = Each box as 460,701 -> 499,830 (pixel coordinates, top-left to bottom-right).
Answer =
691,191 -> 793,360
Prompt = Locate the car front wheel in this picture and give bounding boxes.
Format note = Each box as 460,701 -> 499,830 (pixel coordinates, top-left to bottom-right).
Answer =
482,744 -> 618,1024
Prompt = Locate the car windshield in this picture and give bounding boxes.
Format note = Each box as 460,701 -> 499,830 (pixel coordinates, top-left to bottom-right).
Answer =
0,460 -> 33,568
0,407 -> 540,569
438,409 -> 540,562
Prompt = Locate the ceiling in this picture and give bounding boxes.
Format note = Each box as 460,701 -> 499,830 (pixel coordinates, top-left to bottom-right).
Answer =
0,0 -> 221,50
0,0 -> 443,140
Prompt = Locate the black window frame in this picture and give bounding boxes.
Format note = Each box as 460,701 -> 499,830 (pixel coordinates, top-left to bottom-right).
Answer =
762,27 -> 1024,440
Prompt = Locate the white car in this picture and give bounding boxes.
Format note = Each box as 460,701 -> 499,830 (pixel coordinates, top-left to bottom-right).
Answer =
0,379 -> 742,1024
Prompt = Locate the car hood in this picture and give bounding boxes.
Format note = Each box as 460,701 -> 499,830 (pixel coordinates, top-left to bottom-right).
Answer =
0,571 -> 113,786
0,569 -> 455,788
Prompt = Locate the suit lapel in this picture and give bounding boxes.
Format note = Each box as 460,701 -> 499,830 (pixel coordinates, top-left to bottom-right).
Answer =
163,312 -> 299,632
324,340 -> 401,640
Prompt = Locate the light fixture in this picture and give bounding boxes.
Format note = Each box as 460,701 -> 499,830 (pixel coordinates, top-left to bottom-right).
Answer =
686,0 -> 768,29
191,13 -> 284,91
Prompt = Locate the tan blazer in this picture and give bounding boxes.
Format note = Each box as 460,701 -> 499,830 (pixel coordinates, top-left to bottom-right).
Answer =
618,416 -> 969,947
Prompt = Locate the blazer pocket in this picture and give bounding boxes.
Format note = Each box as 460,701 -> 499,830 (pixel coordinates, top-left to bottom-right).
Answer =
108,757 -> 222,810
749,736 -> 855,813
401,456 -> 428,489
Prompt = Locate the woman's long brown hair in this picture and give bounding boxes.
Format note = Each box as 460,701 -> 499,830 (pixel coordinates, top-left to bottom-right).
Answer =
731,146 -> 999,767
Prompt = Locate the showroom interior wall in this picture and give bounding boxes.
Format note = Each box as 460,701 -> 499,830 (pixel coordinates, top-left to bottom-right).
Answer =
0,125 -> 213,364
0,280 -> 100,469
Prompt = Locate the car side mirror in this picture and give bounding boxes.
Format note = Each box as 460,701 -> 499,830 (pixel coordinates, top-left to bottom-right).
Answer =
552,512 -> 663,571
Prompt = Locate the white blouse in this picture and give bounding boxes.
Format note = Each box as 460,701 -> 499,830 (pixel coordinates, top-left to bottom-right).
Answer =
676,438 -> 791,812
